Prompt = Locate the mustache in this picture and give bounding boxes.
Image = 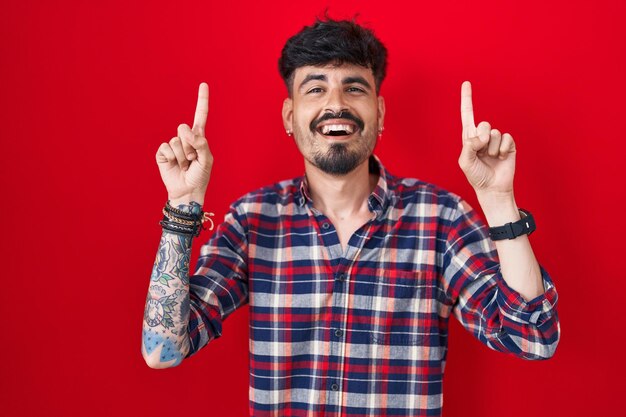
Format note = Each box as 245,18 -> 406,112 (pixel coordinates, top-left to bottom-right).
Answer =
310,111 -> 365,133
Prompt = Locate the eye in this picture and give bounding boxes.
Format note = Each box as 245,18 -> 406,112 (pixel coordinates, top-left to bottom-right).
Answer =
346,86 -> 366,93
306,87 -> 324,94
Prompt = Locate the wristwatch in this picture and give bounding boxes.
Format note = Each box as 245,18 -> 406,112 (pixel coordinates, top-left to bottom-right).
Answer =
488,209 -> 536,241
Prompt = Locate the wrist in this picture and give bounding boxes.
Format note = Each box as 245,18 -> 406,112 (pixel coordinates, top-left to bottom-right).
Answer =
475,190 -> 519,227
160,200 -> 206,238
169,194 -> 205,208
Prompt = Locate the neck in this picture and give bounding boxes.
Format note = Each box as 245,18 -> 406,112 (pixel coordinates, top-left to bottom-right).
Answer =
304,158 -> 378,220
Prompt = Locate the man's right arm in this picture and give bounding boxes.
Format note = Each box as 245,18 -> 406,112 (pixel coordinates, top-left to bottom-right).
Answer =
142,83 -> 212,368
142,228 -> 195,368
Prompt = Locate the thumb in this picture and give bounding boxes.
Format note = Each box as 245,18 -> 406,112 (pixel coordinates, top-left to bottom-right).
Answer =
459,134 -> 488,168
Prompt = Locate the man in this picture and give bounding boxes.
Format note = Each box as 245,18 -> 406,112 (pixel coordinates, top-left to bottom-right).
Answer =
142,17 -> 559,417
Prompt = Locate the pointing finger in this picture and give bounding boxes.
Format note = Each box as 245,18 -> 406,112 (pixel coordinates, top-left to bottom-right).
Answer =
192,82 -> 209,136
461,81 -> 475,138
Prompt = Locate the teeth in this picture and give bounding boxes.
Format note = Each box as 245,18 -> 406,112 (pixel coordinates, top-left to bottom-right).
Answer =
321,124 -> 354,135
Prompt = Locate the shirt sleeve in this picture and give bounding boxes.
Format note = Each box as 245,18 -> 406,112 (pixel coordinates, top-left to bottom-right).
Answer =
186,203 -> 249,357
442,198 -> 560,360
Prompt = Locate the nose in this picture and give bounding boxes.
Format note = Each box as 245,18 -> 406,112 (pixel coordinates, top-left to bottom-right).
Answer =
323,87 -> 349,115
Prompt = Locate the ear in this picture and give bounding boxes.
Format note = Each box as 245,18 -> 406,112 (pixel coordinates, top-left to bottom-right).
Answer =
377,96 -> 386,128
282,98 -> 293,133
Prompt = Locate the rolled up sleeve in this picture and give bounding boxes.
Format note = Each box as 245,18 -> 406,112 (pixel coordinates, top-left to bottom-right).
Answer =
490,266 -> 560,358
444,198 -> 560,360
186,203 -> 249,358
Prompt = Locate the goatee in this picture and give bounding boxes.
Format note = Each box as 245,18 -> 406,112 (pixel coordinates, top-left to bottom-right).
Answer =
313,143 -> 362,175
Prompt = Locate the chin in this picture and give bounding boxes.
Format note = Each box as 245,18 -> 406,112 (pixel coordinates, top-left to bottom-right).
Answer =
313,143 -> 366,175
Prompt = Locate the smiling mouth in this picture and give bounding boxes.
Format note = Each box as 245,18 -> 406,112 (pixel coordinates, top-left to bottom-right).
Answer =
316,123 -> 357,137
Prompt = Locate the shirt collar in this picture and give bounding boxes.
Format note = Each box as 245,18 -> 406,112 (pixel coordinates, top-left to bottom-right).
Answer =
296,155 -> 392,219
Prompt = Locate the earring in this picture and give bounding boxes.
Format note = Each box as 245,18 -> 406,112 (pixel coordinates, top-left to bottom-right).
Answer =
378,126 -> 384,137
286,130 -> 292,137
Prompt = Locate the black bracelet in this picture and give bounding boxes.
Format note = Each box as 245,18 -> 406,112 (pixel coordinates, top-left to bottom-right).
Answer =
160,219 -> 201,237
160,201 -> 213,238
160,219 -> 192,233
165,201 -> 203,221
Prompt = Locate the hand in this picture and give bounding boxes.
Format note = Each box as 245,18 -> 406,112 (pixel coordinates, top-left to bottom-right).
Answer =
156,83 -> 213,205
458,81 -> 516,196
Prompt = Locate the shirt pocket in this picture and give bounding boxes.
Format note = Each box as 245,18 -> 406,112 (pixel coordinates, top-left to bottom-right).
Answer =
368,270 -> 436,346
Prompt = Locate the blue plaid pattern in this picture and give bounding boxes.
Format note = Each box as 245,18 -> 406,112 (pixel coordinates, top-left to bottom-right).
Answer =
186,156 -> 560,417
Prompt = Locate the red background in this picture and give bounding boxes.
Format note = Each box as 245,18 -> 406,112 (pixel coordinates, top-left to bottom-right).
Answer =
1,0 -> 624,416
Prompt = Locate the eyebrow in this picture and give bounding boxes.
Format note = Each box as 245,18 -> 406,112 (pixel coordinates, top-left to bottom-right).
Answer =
298,74 -> 327,91
342,76 -> 372,90
298,74 -> 373,91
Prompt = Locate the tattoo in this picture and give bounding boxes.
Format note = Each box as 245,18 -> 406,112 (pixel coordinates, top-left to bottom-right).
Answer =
142,328 -> 187,367
172,235 -> 191,285
143,203 -> 199,365
176,289 -> 190,324
176,201 -> 203,214
145,286 -> 183,329
151,238 -> 173,286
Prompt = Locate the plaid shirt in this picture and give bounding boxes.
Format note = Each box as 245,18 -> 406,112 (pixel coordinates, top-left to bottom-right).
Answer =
187,156 -> 560,417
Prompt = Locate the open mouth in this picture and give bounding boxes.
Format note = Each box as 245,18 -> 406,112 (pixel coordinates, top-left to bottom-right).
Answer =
316,123 -> 357,137
310,111 -> 364,139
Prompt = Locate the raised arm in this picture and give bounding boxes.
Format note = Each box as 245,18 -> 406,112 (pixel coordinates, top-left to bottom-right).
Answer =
452,81 -> 559,359
142,83 -> 213,369
457,81 -> 544,301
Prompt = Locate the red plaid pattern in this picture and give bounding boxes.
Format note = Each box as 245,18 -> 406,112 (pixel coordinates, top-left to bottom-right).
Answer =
186,156 -> 560,417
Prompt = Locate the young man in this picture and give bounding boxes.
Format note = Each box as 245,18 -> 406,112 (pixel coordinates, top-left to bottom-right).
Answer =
143,18 -> 559,417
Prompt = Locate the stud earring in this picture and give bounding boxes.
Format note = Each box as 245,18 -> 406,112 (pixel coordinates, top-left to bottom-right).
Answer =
286,130 -> 292,136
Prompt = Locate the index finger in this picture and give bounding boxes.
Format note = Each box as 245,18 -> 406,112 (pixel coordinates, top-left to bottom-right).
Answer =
192,82 -> 209,136
460,80 -> 475,133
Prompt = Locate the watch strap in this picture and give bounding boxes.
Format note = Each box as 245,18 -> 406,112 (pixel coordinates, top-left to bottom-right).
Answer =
488,209 -> 536,241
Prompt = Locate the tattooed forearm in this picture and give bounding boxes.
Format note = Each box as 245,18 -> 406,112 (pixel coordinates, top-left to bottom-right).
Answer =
142,232 -> 192,367
142,204 -> 200,368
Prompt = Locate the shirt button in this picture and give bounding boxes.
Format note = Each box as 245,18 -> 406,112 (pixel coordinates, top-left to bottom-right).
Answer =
334,329 -> 343,337
336,273 -> 346,281
331,383 -> 339,391
321,222 -> 330,230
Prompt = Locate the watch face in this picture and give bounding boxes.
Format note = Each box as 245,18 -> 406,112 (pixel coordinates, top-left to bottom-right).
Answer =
146,299 -> 164,327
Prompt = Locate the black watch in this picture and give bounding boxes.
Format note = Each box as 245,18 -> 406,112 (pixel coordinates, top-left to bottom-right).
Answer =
488,209 -> 536,241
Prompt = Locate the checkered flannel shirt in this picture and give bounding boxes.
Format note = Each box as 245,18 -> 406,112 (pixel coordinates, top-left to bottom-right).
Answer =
186,156 -> 560,417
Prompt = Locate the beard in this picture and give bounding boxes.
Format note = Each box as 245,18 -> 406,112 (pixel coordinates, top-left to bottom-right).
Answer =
313,142 -> 366,175
295,127 -> 377,176
292,110 -> 377,176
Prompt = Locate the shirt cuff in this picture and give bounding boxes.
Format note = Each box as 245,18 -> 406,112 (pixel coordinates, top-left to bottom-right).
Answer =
494,266 -> 558,327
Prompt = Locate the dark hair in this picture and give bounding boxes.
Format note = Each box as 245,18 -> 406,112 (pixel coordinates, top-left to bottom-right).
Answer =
278,17 -> 388,96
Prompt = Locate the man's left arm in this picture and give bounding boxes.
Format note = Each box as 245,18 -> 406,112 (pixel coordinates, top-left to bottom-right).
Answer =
458,80 -> 546,301
453,81 -> 560,358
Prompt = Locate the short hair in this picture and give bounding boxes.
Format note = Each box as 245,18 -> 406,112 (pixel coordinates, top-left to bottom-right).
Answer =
278,17 -> 388,96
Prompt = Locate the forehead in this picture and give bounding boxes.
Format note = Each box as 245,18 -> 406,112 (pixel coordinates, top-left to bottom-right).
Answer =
293,63 -> 375,85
